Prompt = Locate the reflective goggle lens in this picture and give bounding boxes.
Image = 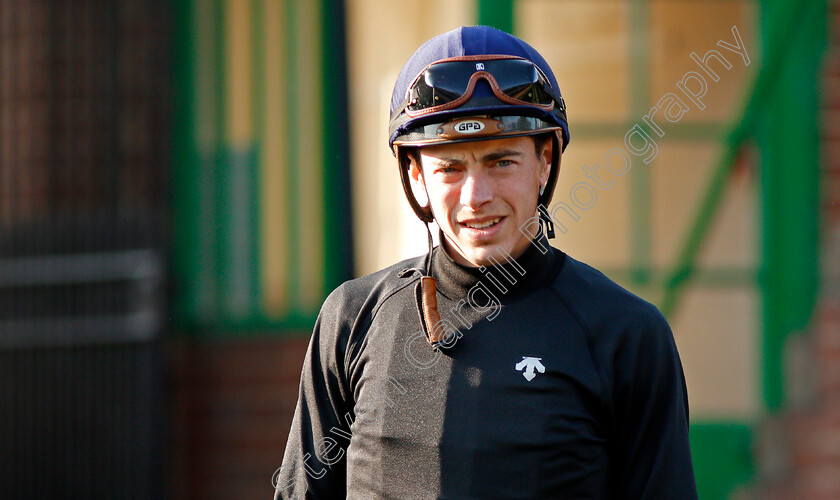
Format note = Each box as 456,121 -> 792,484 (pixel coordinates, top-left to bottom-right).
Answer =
407,58 -> 555,111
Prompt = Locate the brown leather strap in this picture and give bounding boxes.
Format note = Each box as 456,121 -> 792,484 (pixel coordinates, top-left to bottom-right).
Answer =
419,276 -> 445,345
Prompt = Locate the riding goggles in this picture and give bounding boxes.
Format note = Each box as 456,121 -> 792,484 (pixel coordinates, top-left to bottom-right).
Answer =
402,55 -> 565,118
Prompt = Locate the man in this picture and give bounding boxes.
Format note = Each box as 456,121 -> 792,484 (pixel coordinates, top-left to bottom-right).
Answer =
275,26 -> 697,499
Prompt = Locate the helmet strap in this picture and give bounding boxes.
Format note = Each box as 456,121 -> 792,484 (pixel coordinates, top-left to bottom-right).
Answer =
535,131 -> 562,240
424,221 -> 434,276
397,146 -> 435,223
538,204 -> 556,239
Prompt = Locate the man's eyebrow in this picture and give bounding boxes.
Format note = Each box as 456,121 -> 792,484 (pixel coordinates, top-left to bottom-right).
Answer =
481,150 -> 523,162
429,157 -> 464,167
428,149 -> 522,166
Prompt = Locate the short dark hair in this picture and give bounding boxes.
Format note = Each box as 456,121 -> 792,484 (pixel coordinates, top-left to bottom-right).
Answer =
530,133 -> 552,157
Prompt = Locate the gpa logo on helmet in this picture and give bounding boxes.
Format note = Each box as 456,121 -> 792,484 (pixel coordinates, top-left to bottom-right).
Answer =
454,120 -> 485,134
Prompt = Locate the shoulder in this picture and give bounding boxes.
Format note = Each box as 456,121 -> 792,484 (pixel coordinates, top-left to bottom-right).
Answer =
549,253 -> 683,402
309,255 -> 426,377
324,255 -> 424,308
318,254 -> 425,330
549,252 -> 671,347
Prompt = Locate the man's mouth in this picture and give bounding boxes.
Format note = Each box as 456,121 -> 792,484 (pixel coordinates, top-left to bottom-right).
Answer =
461,217 -> 502,229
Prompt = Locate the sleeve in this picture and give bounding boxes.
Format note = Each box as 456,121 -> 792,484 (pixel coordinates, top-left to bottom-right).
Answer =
274,289 -> 355,499
610,310 -> 698,500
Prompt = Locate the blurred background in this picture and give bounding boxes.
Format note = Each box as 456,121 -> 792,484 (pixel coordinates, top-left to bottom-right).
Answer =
0,0 -> 836,498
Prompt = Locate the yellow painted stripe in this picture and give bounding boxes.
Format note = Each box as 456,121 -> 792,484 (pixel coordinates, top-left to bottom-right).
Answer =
294,0 -> 325,311
261,0 -> 290,314
226,0 -> 253,147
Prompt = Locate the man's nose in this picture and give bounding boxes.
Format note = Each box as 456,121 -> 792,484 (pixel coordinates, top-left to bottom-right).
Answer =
460,172 -> 493,210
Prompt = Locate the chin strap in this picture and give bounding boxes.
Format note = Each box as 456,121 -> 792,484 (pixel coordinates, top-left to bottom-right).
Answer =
538,204 -> 555,239
424,221 -> 434,275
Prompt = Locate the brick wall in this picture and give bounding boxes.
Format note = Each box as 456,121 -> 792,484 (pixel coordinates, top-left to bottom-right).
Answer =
748,2 -> 840,498
0,0 -> 168,221
169,336 -> 309,500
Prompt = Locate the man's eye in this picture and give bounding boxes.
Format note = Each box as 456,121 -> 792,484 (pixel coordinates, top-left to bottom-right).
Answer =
437,167 -> 458,174
496,159 -> 513,167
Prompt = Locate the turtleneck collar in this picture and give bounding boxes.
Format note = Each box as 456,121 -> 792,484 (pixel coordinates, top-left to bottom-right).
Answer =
430,231 -> 565,304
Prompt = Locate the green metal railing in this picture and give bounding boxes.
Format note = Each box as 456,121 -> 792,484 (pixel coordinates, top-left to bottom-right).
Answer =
171,0 -> 352,334
660,0 -> 826,411
477,0 -> 514,33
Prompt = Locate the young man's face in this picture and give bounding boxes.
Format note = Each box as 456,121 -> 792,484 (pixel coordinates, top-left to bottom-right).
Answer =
409,135 -> 553,267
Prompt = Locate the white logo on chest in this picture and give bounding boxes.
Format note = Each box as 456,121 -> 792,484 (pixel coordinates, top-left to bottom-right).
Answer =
515,356 -> 545,381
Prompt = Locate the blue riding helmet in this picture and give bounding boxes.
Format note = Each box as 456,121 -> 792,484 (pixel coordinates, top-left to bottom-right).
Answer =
389,26 -> 570,224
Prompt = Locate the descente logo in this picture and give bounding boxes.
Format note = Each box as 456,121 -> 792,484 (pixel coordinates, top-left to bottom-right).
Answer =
454,120 -> 485,134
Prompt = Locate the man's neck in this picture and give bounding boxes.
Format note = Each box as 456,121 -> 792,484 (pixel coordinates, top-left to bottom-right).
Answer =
439,234 -> 530,269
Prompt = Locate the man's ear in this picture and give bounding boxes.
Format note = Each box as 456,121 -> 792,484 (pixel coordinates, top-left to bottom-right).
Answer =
407,151 -> 430,208
539,136 -> 554,187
